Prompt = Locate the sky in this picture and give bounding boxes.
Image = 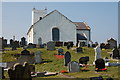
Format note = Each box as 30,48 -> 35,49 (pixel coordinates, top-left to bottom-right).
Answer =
1,1 -> 119,44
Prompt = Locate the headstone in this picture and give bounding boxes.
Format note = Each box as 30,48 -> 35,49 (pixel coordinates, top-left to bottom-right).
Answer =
95,42 -> 98,47
68,61 -> 80,72
79,56 -> 89,64
112,48 -> 120,59
0,67 -> 5,79
95,58 -> 105,70
107,38 -> 117,49
40,44 -> 44,48
46,41 -> 56,50
67,44 -> 71,49
0,38 -> 3,52
55,42 -> 63,47
76,47 -> 83,53
64,51 -> 71,66
119,44 -> 120,48
58,48 -> 64,55
8,62 -> 32,80
27,43 -> 36,48
94,45 -> 102,61
100,43 -> 105,49
21,49 -> 30,55
35,51 -> 42,63
20,37 -> 26,47
105,43 -> 110,49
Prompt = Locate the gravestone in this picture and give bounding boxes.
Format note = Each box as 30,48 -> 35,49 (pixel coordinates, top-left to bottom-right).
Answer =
76,47 -> 83,53
55,42 -> 63,47
58,48 -> 64,55
21,49 -> 30,55
105,43 -> 110,49
107,38 -> 117,49
20,37 -> 26,47
64,51 -> 71,66
68,61 -> 80,72
95,58 -> 105,70
35,51 -> 42,63
112,48 -> 120,59
79,56 -> 89,65
27,43 -> 36,48
94,45 -> 102,61
40,44 -> 44,48
119,44 -> 120,48
46,41 -> 56,50
0,38 -> 3,52
8,62 -> 32,80
0,67 -> 5,79
100,43 -> 105,49
67,44 -> 71,49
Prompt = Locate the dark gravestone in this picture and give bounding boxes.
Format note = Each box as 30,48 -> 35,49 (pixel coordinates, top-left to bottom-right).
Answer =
8,62 -> 32,80
40,44 -> 44,48
0,67 -> 5,79
95,58 -> 105,70
10,39 -> 14,47
67,44 -> 71,49
119,44 -> 120,48
55,42 -> 63,47
100,43 -> 105,49
79,56 -> 89,65
20,37 -> 26,47
64,51 -> 71,66
105,43 -> 110,49
64,42 -> 68,46
76,47 -> 83,53
21,49 -> 30,55
12,43 -> 17,51
58,48 -> 64,55
112,48 -> 120,59
27,43 -> 36,48
35,51 -> 42,63
46,41 -> 56,50
92,44 -> 96,48
68,61 -> 80,72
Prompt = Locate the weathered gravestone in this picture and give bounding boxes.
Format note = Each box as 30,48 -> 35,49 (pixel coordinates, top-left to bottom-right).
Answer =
112,48 -> 120,59
100,43 -> 106,49
58,48 -> 64,55
95,58 -> 105,71
64,51 -> 71,66
68,61 -> 80,72
8,62 -> 32,80
46,41 -> 56,50
76,47 -> 83,53
35,51 -> 42,63
21,49 -> 30,55
79,56 -> 89,65
0,38 -> 3,52
94,45 -> 102,61
40,44 -> 45,48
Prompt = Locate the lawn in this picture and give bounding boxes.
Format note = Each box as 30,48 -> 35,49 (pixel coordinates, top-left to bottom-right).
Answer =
1,46 -> 120,79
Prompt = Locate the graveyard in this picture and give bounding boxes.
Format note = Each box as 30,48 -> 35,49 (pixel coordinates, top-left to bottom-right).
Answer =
1,45 -> 120,79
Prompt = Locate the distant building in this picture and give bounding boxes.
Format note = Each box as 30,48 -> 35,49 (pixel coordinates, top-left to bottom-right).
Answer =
27,8 -> 91,46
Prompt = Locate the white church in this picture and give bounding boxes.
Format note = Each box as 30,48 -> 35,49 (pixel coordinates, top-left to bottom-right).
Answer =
27,8 -> 91,46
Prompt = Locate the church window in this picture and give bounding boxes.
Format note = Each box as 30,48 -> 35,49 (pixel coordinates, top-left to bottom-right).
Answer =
52,28 -> 59,41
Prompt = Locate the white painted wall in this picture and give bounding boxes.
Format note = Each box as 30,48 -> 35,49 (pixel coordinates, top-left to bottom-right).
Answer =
33,10 -> 76,45
27,27 -> 33,43
77,30 -> 90,46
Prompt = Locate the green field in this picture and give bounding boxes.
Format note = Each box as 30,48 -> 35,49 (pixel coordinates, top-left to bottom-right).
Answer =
1,47 -> 120,79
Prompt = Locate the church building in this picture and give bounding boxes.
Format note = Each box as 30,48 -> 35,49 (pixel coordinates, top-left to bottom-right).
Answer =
27,8 -> 91,46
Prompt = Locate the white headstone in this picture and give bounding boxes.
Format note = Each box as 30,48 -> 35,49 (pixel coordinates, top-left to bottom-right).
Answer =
35,51 -> 42,63
94,45 -> 102,61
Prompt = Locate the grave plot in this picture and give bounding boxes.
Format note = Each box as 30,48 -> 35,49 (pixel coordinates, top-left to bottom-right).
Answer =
2,47 -> 120,79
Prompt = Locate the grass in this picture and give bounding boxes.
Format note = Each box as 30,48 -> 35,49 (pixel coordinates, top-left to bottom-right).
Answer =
2,46 -> 120,79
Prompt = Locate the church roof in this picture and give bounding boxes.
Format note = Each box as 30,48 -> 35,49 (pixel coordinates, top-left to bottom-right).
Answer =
73,22 -> 90,30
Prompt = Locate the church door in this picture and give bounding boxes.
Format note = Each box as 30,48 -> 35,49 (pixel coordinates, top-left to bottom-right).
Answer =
52,28 -> 59,41
38,37 -> 42,45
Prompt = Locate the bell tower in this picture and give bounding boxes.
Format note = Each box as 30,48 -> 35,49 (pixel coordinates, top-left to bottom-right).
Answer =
32,8 -> 47,25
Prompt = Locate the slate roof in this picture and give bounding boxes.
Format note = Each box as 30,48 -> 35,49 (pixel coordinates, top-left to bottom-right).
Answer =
73,22 -> 90,30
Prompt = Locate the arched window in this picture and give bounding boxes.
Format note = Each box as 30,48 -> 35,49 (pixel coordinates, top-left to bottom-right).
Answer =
52,28 -> 59,41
